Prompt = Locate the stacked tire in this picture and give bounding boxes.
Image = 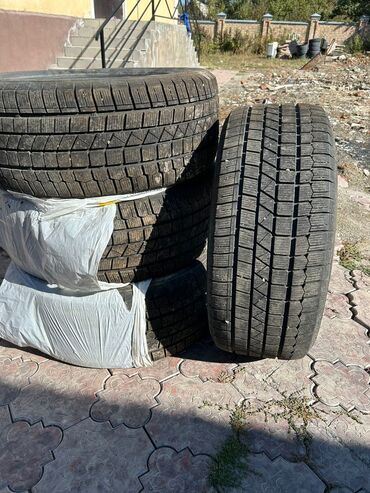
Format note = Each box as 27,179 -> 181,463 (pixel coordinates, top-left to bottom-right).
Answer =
0,68 -> 219,361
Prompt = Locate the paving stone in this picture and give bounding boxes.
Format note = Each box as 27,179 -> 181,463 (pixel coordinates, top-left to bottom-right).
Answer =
0,358 -> 38,406
0,339 -> 49,364
307,419 -> 370,491
352,270 -> 370,291
180,358 -> 237,383
111,357 -> 181,382
324,292 -> 353,320
0,405 -> 62,492
146,374 -> 242,455
323,410 -> 370,467
33,419 -> 153,493
237,357 -> 283,383
240,402 -> 307,461
265,356 -> 315,402
139,447 -> 213,492
312,361 -> 370,413
10,360 -> 109,428
228,453 -> 325,493
329,263 -> 356,295
350,290 -> 370,329
90,374 -> 161,428
232,366 -> 283,402
309,317 -> 370,367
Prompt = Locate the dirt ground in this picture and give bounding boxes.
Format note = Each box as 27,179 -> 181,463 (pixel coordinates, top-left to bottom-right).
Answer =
206,54 -> 370,271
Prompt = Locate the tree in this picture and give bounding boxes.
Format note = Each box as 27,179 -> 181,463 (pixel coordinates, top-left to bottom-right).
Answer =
333,0 -> 370,20
269,0 -> 337,21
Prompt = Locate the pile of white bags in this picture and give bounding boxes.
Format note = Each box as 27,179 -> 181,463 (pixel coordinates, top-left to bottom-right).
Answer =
0,188 -> 165,368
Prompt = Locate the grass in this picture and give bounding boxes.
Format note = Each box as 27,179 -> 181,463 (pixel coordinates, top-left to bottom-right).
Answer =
209,435 -> 249,490
339,241 -> 370,275
199,52 -> 305,71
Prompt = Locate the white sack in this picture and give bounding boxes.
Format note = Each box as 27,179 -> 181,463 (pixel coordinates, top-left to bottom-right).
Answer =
0,188 -> 165,292
0,263 -> 152,368
0,188 -> 165,368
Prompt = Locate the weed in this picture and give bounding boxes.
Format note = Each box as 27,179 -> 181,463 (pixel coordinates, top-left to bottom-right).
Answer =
339,241 -> 370,275
209,434 -> 250,489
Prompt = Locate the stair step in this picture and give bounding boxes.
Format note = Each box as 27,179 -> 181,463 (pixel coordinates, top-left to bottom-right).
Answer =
77,22 -> 155,39
57,54 -> 143,69
68,35 -> 148,49
81,18 -> 122,28
64,44 -> 146,58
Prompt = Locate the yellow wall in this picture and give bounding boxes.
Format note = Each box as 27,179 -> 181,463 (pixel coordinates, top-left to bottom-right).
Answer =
0,0 -> 177,21
0,0 -> 93,17
126,0 -> 177,23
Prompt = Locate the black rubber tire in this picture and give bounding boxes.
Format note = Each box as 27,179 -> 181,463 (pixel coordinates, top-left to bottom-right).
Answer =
0,68 -> 218,115
119,256 -> 208,361
98,174 -> 211,283
0,69 -> 218,198
207,104 -> 337,360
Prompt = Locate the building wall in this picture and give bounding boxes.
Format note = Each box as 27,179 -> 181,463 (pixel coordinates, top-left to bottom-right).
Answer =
0,0 -> 93,17
0,0 -> 177,21
0,10 -> 76,72
126,0 -> 177,23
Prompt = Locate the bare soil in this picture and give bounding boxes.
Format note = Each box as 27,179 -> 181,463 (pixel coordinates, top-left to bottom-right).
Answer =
206,54 -> 370,267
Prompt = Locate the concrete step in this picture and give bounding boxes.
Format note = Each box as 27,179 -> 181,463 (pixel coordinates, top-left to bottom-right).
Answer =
81,18 -> 122,28
68,35 -> 148,49
76,20 -> 156,38
57,53 -> 143,69
64,44 -> 146,58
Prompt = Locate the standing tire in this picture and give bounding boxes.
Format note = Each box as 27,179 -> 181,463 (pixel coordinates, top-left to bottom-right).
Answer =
0,69 -> 218,198
119,256 -> 208,361
207,104 -> 337,360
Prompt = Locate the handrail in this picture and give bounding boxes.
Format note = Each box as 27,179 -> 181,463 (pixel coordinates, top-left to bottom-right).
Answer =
93,0 -> 182,68
95,0 -> 126,41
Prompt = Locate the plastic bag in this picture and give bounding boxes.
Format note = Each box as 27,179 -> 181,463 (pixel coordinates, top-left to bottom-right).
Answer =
0,188 -> 166,368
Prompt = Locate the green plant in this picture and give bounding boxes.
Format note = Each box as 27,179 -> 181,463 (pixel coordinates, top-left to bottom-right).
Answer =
208,435 -> 249,489
338,241 -> 370,274
346,33 -> 369,53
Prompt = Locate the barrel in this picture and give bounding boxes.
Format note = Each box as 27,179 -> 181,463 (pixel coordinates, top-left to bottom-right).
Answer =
308,38 -> 321,58
296,43 -> 309,58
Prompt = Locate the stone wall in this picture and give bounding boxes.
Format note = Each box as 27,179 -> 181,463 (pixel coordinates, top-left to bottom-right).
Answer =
197,14 -> 368,46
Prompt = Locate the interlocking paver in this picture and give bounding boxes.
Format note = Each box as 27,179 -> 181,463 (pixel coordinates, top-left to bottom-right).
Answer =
307,419 -> 370,491
309,317 -> 370,367
228,454 -> 325,492
312,361 -> 370,413
0,405 -> 62,492
323,410 -> 370,467
240,402 -> 307,461
180,358 -> 237,382
352,270 -> 370,291
139,447 -> 214,492
111,356 -> 181,381
324,293 -> 353,320
265,356 -> 315,402
329,263 -> 356,295
10,360 -> 109,428
91,374 -> 161,428
146,374 -> 242,455
232,367 -> 283,401
0,358 -> 38,406
33,419 -> 153,493
350,289 -> 370,329
0,339 -> 49,364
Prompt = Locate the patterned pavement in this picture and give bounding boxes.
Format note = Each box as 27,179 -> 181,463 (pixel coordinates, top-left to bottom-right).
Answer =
0,244 -> 369,492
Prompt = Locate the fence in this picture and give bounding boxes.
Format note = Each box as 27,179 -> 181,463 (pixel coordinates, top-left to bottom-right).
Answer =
196,13 -> 369,45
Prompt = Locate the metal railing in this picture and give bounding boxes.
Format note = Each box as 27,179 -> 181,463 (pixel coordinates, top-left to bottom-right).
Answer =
94,0 -> 182,68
